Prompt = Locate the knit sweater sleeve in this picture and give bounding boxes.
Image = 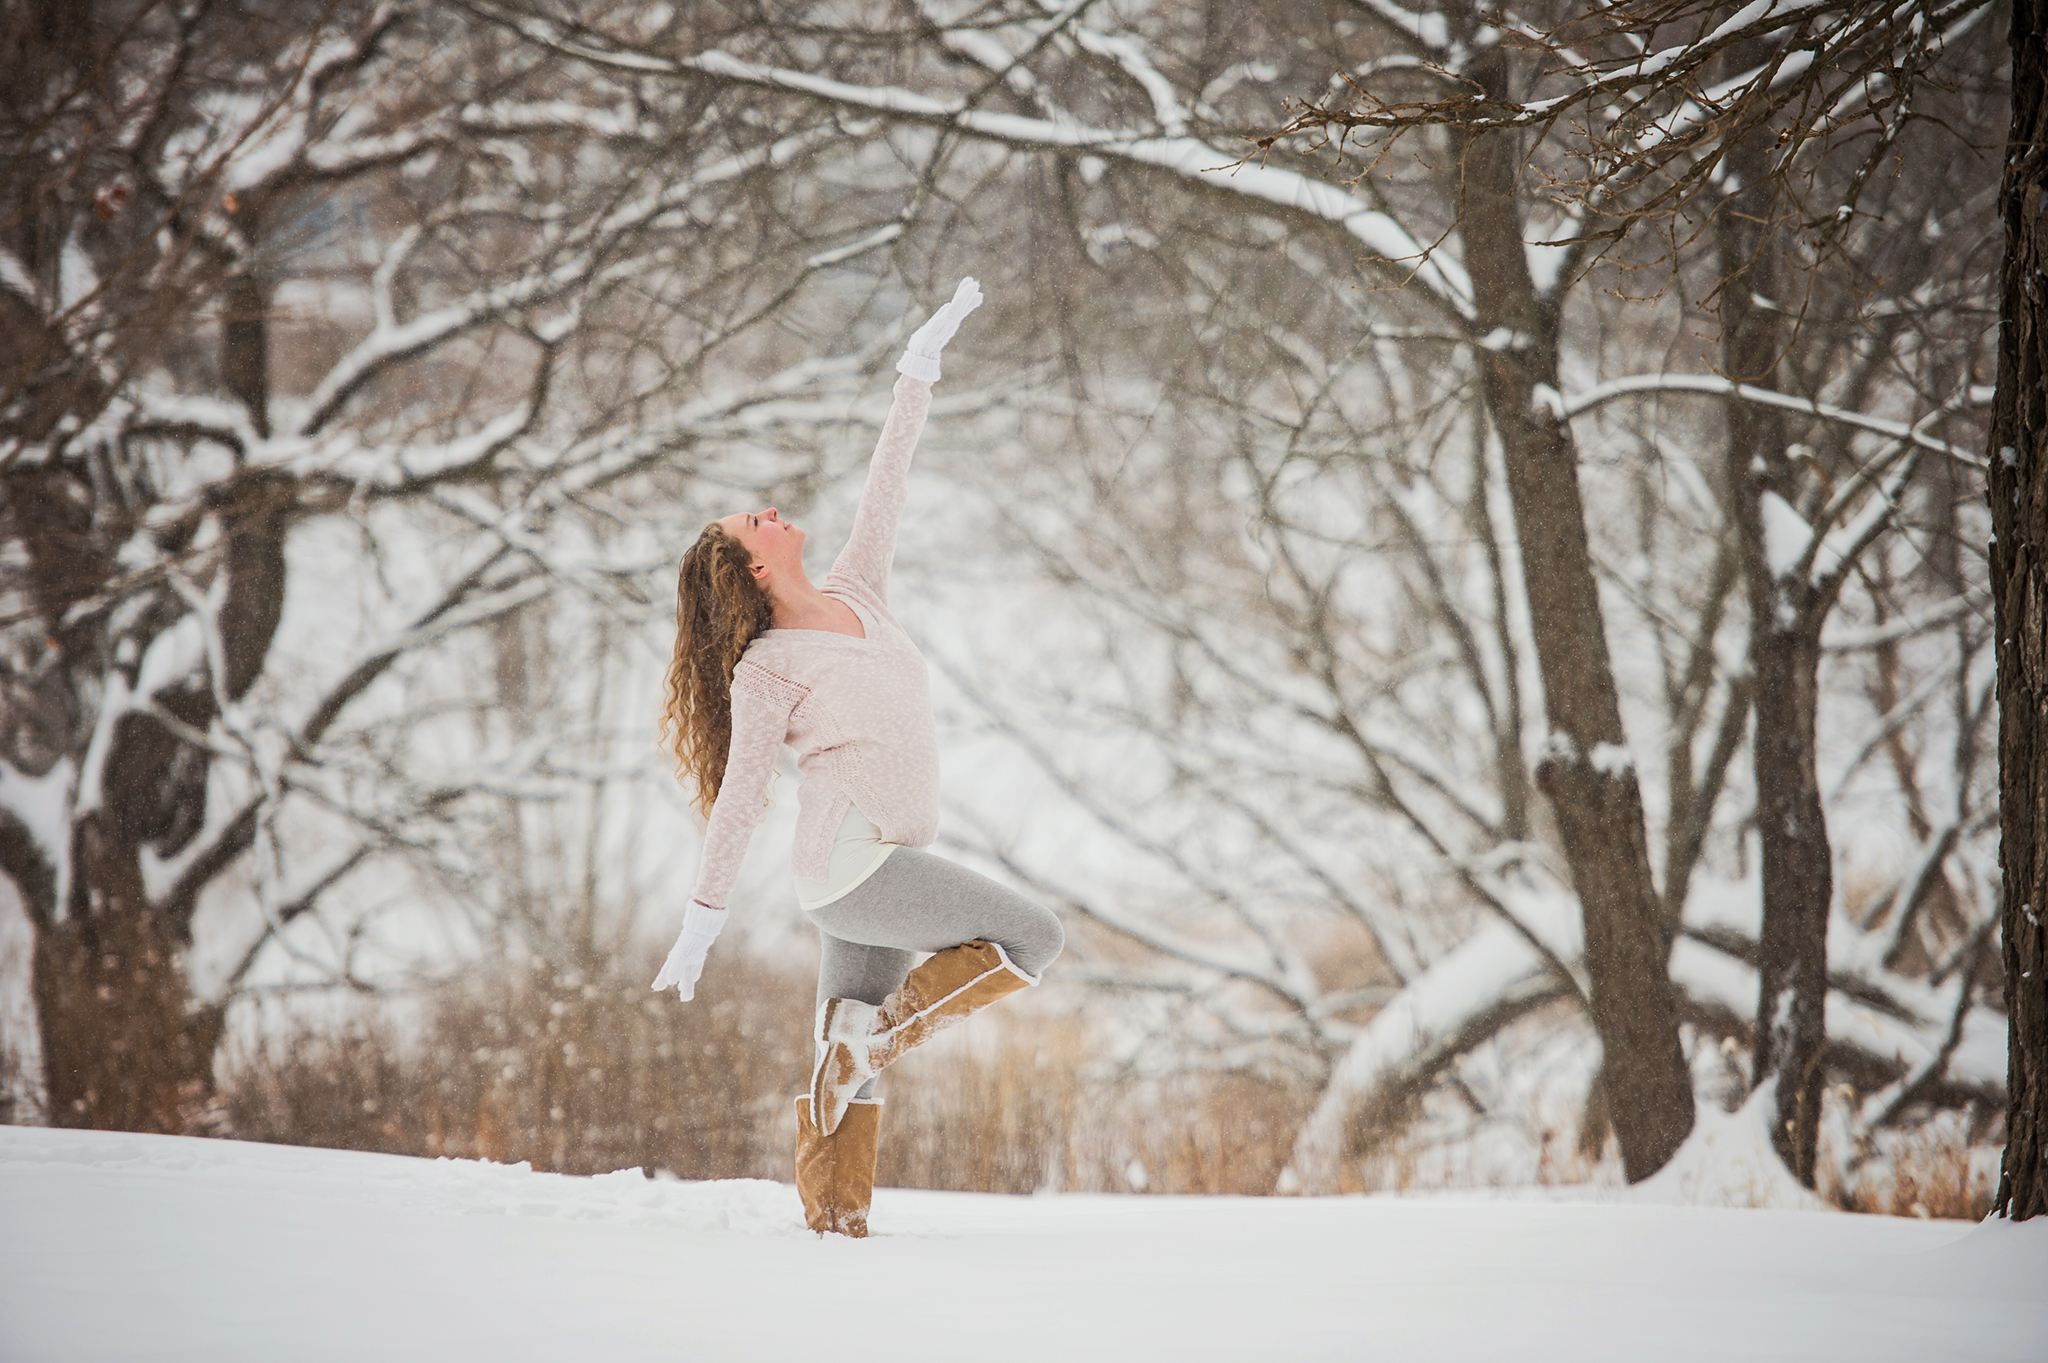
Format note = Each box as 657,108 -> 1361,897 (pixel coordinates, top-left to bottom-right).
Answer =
689,662 -> 806,909
827,374 -> 933,602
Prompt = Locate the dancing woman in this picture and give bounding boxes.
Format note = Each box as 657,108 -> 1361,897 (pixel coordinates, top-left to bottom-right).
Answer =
652,280 -> 1063,1238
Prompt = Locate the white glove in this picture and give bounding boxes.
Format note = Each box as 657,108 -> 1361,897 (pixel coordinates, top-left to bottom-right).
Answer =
651,900 -> 727,1001
895,277 -> 984,382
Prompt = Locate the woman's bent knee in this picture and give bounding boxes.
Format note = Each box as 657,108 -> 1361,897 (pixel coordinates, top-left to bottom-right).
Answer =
1007,902 -> 1064,979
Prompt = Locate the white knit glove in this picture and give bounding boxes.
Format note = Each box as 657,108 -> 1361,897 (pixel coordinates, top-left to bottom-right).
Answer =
651,900 -> 727,1001
895,277 -> 984,383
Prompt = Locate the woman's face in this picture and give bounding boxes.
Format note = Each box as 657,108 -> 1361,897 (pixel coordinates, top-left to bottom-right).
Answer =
717,507 -> 805,582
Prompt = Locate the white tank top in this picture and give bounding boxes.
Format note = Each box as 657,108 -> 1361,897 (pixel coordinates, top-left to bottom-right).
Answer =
793,804 -> 898,910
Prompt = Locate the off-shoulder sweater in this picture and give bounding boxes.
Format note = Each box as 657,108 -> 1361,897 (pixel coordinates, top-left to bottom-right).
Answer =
689,374 -> 939,910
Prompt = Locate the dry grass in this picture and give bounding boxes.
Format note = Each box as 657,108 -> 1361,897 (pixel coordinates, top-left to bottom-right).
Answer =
221,954 -> 814,1180
1096,1073 -> 1316,1195
871,1023 -> 1084,1193
1822,1113 -> 2001,1221
0,922 -> 42,1127
180,956 -> 2016,1217
0,1030 -> 33,1128
212,952 -> 1323,1195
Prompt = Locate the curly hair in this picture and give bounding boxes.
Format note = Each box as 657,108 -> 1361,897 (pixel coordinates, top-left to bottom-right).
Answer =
659,522 -> 775,818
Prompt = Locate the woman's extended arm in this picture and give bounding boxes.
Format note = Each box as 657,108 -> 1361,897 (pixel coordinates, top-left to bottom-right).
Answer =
688,670 -> 800,910
826,375 -> 931,600
827,278 -> 983,601
653,664 -> 803,998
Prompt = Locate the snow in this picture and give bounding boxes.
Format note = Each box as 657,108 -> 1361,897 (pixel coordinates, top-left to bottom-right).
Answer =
1066,26 -> 1189,136
1282,916 -> 1553,1193
58,239 -> 98,313
1,1126 -> 2041,1362
134,614 -> 209,701
1355,0 -> 1453,51
1759,489 -> 1812,582
1535,729 -> 1579,765
1813,484 -> 1896,583
1634,1077 -> 1828,1211
0,760 -> 72,906
0,245 -> 35,302
1822,592 -> 1983,652
1558,372 -> 1982,468
1588,741 -> 1632,776
1525,236 -> 1573,294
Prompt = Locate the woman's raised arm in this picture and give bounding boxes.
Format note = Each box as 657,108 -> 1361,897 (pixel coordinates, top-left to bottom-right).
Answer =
828,279 -> 983,600
827,376 -> 930,599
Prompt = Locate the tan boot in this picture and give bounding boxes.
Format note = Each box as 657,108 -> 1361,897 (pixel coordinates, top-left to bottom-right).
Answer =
794,1094 -> 881,1237
812,939 -> 1037,1135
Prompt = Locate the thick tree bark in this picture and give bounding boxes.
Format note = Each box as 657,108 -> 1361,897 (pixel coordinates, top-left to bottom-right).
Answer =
36,816 -> 224,1131
1714,121 -> 1834,1187
1993,0 -> 2048,1223
1455,48 -> 1694,1182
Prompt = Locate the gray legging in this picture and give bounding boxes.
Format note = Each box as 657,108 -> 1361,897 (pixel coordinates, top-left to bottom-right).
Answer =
808,847 -> 1064,1098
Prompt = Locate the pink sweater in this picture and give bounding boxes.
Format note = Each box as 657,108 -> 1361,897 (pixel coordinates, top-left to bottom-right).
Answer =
690,375 -> 939,909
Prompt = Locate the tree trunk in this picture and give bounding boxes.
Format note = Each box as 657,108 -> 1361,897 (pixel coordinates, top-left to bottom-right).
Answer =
1455,47 -> 1694,1182
35,816 -> 223,1131
223,270 -> 271,439
1993,0 -> 2048,1222
3,255 -> 292,1133
1747,623 -> 1831,1181
1714,115 -> 1834,1187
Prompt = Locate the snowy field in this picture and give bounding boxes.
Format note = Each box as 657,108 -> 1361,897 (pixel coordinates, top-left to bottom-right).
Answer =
2,1126 -> 2042,1362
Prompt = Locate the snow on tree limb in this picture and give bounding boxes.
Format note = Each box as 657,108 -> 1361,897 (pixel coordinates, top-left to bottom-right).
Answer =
295,123 -> 840,439
1671,935 -> 2005,1103
0,761 -> 75,930
475,8 -> 1477,318
1278,881 -> 2005,1194
1278,917 -> 1569,1194
1270,0 -> 1997,284
1561,373 -> 1987,469
1820,590 -> 1985,653
691,52 -> 1475,313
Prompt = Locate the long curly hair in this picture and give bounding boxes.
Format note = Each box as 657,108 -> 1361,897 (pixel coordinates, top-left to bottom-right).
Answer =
659,522 -> 774,818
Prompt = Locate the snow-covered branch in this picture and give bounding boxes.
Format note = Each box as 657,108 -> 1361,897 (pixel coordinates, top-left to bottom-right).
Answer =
476,6 -> 1477,318
1561,373 -> 1985,469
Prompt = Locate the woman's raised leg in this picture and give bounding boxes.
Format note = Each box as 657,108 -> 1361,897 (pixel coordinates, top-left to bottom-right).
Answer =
807,848 -> 1064,974
807,850 -> 1064,1132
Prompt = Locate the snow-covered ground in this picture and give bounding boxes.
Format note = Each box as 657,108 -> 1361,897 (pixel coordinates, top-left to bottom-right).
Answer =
2,1125 -> 2042,1362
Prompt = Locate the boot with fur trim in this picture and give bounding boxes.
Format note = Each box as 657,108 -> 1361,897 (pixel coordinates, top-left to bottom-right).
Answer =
794,1093 -> 880,1237
812,939 -> 1037,1135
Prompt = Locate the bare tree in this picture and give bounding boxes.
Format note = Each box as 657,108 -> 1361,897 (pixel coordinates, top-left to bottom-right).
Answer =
1270,0 -> 2003,1185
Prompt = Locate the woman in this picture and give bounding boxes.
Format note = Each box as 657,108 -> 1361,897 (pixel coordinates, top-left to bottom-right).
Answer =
652,279 -> 1064,1238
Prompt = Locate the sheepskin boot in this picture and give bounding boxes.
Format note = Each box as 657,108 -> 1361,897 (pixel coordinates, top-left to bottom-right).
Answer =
794,1094 -> 881,1238
812,939 -> 1037,1135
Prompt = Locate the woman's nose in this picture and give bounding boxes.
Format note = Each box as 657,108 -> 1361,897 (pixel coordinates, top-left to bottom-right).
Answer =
764,508 -> 780,522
